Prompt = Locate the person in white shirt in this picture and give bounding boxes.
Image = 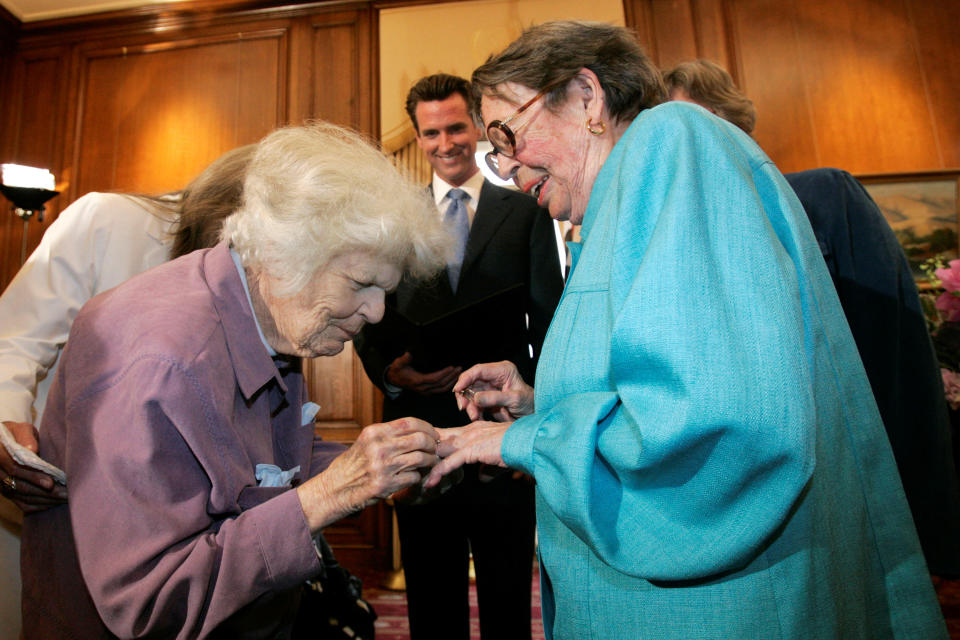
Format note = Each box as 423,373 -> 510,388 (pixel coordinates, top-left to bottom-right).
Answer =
0,144 -> 252,638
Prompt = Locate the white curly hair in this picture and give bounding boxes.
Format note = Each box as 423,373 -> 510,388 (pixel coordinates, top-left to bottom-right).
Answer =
222,121 -> 450,296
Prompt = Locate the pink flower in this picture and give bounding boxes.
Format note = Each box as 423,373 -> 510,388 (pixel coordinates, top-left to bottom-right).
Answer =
936,291 -> 960,322
943,369 -> 960,411
935,259 -> 960,292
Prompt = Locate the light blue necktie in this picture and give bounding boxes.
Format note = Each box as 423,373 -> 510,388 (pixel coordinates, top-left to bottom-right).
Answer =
444,188 -> 470,291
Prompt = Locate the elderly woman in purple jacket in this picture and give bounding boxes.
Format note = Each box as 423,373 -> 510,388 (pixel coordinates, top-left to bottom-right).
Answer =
20,121 -> 450,639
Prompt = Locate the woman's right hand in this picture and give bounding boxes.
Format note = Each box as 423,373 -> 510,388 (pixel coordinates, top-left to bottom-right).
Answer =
295,417 -> 439,533
453,361 -> 535,422
1,421 -> 68,513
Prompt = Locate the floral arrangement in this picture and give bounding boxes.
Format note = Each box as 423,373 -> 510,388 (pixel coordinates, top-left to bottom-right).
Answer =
921,257 -> 960,410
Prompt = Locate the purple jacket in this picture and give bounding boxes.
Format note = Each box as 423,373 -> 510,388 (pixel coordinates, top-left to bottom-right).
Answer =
22,242 -> 345,638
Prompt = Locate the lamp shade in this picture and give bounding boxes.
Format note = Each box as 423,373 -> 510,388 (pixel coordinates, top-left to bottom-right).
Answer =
0,184 -> 59,211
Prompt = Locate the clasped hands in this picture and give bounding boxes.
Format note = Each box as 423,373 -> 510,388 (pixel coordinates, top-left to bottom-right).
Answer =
1,360 -> 534,518
382,359 -> 534,503
424,360 -> 534,490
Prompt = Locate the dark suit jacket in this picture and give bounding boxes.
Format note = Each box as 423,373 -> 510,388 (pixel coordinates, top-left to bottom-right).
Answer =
786,168 -> 960,575
356,179 -> 563,429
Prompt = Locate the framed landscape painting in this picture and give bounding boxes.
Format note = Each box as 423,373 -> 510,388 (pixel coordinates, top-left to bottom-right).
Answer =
859,170 -> 960,284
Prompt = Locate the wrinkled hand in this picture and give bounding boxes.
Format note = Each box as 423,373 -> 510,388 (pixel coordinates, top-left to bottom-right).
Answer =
1,421 -> 68,513
296,417 -> 439,533
424,421 -> 510,489
387,352 -> 461,396
453,361 -> 534,422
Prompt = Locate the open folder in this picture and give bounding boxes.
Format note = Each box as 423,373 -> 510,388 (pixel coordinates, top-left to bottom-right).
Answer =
379,283 -> 528,372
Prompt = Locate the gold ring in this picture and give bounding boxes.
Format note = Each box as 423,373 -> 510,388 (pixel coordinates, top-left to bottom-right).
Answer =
1,475 -> 15,493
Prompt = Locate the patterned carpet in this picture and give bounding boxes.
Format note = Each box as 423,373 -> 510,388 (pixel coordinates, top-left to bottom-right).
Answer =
935,576 -> 960,639
355,568 -> 959,639
356,565 -> 544,640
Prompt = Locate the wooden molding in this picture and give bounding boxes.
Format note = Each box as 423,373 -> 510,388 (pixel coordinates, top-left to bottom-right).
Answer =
0,2 -> 19,30
15,0 -> 369,46
381,120 -> 416,154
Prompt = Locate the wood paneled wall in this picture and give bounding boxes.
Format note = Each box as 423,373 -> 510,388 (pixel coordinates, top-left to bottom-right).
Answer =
1,0 -> 957,571
0,0 -> 389,569
0,1 -> 380,279
0,7 -> 17,101
624,0 -> 959,174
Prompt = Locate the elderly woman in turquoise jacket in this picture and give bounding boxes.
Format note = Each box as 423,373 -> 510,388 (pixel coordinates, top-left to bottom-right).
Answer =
426,20 -> 948,640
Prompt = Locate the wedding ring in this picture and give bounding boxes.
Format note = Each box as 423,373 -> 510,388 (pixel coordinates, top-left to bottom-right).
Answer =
1,475 -> 15,493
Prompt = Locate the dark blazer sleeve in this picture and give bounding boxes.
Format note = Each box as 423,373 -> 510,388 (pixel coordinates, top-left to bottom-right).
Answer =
519,191 -> 564,373
786,167 -> 960,575
354,294 -> 403,394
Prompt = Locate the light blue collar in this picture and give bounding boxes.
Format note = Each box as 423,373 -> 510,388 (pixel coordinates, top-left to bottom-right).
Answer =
230,248 -> 277,357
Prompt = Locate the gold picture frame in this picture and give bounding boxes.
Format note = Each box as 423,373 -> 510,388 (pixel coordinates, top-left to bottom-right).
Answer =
858,170 -> 960,286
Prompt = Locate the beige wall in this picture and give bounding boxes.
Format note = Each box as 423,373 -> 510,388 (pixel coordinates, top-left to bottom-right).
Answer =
379,0 -> 624,152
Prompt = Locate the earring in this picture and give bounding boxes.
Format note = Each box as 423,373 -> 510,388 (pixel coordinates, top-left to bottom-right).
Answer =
586,119 -> 606,136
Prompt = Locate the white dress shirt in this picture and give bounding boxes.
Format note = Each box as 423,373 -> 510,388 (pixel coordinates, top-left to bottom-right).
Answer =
0,192 -> 172,638
0,192 -> 174,427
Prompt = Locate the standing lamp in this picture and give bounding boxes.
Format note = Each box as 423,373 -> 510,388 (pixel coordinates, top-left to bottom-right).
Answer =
0,164 -> 59,265
380,498 -> 406,591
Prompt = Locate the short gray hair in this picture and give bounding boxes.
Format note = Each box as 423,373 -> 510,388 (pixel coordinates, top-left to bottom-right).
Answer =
472,21 -> 665,125
222,121 -> 449,296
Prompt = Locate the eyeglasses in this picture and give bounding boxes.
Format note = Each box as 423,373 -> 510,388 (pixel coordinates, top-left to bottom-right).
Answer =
484,78 -> 569,176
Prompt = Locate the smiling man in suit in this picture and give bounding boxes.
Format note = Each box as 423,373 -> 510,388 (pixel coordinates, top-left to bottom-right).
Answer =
356,73 -> 563,640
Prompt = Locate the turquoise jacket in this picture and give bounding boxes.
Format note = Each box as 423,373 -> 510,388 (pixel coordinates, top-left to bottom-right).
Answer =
502,102 -> 947,639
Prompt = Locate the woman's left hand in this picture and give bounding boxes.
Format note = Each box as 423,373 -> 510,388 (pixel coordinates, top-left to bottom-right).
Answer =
1,421 -> 69,512
296,417 -> 439,533
423,421 -> 511,489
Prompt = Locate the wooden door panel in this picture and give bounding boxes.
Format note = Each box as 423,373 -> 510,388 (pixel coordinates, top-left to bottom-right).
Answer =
727,0 -> 819,173
73,31 -> 284,197
906,0 -> 960,168
306,342 -> 389,566
785,0 -> 937,172
297,8 -> 385,567
0,50 -> 68,288
307,10 -> 373,131
626,0 -> 956,175
728,0 -> 944,174
307,342 -> 379,432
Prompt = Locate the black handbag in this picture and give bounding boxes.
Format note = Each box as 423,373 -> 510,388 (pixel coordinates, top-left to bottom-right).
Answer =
292,534 -> 377,640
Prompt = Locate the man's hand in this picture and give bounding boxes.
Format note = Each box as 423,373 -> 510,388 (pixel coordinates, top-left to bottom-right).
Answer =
1,421 -> 68,513
386,352 -> 462,395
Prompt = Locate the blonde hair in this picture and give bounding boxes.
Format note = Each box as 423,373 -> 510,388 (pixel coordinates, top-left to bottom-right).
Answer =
170,145 -> 255,258
222,121 -> 450,297
663,59 -> 757,134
